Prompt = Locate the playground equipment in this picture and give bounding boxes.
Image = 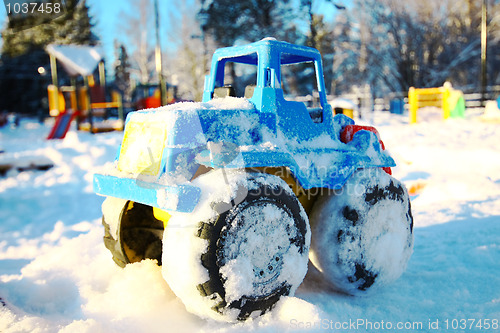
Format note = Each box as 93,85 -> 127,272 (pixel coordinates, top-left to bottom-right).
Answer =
80,79 -> 124,133
45,44 -> 124,137
329,98 -> 356,119
408,83 -> 465,123
133,84 -> 162,110
46,84 -> 79,139
132,83 -> 179,110
94,39 -> 413,322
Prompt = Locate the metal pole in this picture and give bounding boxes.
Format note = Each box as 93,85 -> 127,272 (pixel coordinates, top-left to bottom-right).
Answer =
481,0 -> 487,105
84,75 -> 93,132
49,54 -> 59,114
99,61 -> 106,88
49,54 -> 58,87
154,0 -> 167,106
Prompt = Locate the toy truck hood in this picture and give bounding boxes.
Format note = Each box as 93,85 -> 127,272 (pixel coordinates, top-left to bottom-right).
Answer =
116,97 -> 393,186
114,97 -> 277,182
125,97 -> 274,147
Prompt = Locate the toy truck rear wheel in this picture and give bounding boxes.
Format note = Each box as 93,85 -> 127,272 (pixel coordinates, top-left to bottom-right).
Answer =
309,168 -> 414,295
101,197 -> 164,267
161,169 -> 311,322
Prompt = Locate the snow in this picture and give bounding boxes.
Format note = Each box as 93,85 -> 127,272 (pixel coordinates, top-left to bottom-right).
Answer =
131,97 -> 255,123
45,45 -> 104,77
101,197 -> 128,239
1,111 -> 500,332
482,101 -> 500,123
218,201 -> 306,301
329,98 -> 358,111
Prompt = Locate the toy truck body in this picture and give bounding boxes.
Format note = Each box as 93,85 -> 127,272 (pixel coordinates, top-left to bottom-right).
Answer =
93,38 -> 412,322
94,38 -> 394,213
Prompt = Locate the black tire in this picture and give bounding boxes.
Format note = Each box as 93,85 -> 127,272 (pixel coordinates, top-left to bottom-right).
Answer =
309,168 -> 414,295
162,169 -> 310,322
102,198 -> 164,268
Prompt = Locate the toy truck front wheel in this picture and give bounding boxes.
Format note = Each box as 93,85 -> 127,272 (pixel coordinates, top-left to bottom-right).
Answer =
161,169 -> 311,322
101,197 -> 164,267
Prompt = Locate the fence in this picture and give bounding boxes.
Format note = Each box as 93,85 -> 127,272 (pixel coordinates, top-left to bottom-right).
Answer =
296,85 -> 500,119
336,85 -> 500,115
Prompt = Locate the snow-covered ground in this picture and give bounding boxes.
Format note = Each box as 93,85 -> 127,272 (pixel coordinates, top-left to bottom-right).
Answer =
0,110 -> 499,332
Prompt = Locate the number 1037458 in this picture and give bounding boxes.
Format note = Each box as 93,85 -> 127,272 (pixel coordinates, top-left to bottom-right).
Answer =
5,1 -> 61,15
3,0 -> 66,30
444,319 -> 498,330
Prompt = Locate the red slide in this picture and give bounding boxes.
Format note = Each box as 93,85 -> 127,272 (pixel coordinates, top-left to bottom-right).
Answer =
47,110 -> 78,140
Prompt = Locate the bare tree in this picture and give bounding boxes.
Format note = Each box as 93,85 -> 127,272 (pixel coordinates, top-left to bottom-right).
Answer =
119,0 -> 156,84
198,0 -> 298,47
332,0 -> 500,96
164,0 -> 216,101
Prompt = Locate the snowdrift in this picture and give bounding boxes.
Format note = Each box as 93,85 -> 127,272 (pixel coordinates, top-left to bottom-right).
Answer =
1,113 -> 499,332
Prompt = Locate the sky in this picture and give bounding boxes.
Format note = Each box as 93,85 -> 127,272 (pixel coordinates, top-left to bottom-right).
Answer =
0,0 -> 345,77
85,0 -> 176,74
0,0 -> 179,74
86,0 -> 131,65
83,0 -> 344,71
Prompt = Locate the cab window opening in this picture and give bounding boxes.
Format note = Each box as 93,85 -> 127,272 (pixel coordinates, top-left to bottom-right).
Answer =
214,53 -> 258,99
281,54 -> 323,123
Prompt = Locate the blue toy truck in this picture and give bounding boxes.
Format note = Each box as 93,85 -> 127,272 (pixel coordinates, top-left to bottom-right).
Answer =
94,38 -> 413,322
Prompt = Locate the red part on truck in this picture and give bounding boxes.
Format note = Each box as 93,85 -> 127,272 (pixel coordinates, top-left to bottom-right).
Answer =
340,125 -> 392,175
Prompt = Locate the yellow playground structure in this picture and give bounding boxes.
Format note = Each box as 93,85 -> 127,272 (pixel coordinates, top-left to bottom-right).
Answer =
408,83 -> 465,124
46,44 -> 124,138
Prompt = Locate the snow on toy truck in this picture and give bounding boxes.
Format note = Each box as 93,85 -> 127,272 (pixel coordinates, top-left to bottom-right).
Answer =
94,38 -> 413,322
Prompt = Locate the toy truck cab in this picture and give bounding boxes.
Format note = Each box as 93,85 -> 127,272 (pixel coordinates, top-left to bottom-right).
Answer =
94,39 -> 413,323
202,37 -> 331,128
201,38 -> 395,183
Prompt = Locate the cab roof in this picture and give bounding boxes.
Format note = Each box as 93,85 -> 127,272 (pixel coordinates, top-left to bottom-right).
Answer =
212,38 -> 322,66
